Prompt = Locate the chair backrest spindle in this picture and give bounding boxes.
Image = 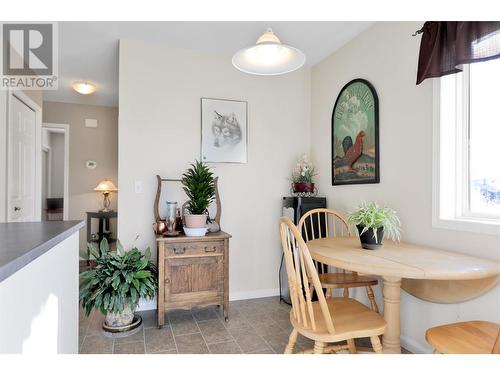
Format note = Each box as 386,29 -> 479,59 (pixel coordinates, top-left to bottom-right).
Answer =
493,329 -> 500,354
279,217 -> 335,335
298,208 -> 351,241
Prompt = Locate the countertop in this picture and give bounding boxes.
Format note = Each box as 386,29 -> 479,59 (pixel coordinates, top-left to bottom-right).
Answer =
0,221 -> 84,282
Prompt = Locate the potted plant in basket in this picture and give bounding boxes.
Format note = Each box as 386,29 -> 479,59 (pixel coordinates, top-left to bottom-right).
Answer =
348,202 -> 401,250
181,160 -> 216,234
80,238 -> 157,330
291,154 -> 316,193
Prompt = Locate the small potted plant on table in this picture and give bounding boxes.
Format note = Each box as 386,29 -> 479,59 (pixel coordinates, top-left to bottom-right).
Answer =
80,239 -> 157,332
291,154 -> 316,193
181,160 -> 216,236
348,202 -> 401,250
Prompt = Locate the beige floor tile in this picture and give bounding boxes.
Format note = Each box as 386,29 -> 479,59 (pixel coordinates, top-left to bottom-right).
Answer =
166,309 -> 192,321
175,333 -> 209,354
252,322 -> 286,337
192,306 -> 219,322
113,341 -> 145,354
144,327 -> 176,353
198,320 -> 232,344
137,310 -> 158,328
150,349 -> 178,354
261,332 -> 300,354
231,328 -> 272,353
79,334 -> 113,354
247,348 -> 274,354
208,340 -> 242,354
86,314 -> 105,336
114,328 -> 144,344
77,295 -> 413,355
170,317 -> 200,336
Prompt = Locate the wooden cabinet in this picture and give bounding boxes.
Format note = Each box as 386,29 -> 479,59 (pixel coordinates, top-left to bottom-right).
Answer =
156,231 -> 231,328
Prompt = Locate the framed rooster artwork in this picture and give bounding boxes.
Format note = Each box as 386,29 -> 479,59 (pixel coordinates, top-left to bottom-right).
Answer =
331,79 -> 380,185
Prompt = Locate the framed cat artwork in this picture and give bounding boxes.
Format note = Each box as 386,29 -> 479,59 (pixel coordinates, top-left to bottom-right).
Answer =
201,98 -> 248,163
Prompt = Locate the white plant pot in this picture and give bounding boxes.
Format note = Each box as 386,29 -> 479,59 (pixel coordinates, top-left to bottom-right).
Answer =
184,227 -> 208,237
184,213 -> 208,228
105,304 -> 134,327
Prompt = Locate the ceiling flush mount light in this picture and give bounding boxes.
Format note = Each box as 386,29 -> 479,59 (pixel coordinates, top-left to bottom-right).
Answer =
232,28 -> 306,76
72,81 -> 97,95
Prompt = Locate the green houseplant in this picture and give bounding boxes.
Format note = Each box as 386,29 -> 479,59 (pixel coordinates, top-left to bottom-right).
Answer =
80,239 -> 157,328
181,160 -> 216,229
348,202 -> 401,250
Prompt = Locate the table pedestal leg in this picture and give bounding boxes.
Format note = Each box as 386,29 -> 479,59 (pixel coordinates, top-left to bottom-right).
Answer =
382,276 -> 402,354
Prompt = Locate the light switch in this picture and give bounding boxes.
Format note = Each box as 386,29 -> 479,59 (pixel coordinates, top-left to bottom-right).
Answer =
134,181 -> 143,194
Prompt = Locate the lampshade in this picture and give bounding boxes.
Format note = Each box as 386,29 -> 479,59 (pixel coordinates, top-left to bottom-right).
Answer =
94,179 -> 118,193
232,28 -> 306,76
72,81 -> 97,95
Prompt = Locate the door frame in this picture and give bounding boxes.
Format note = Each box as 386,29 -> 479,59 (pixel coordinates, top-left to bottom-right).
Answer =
42,123 -> 70,221
5,89 -> 42,222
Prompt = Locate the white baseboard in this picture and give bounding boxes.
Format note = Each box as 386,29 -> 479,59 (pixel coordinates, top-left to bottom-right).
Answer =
136,288 -> 280,312
229,288 -> 280,301
137,298 -> 157,312
400,334 -> 432,354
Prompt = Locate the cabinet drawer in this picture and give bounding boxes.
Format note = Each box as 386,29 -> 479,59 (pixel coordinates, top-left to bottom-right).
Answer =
165,241 -> 224,257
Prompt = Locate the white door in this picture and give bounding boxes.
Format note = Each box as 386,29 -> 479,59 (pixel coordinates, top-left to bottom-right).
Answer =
7,95 -> 37,222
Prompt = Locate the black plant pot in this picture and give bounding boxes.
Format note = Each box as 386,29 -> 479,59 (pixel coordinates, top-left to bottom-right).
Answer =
356,225 -> 384,250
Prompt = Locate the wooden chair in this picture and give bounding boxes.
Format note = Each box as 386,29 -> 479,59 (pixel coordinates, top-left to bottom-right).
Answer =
279,217 -> 386,354
426,320 -> 500,354
298,208 -> 379,312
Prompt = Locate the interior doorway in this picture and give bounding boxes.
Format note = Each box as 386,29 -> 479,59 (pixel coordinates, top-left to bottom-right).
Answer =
41,123 -> 70,221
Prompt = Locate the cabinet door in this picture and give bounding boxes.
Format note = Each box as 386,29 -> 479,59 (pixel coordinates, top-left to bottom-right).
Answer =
164,254 -> 223,308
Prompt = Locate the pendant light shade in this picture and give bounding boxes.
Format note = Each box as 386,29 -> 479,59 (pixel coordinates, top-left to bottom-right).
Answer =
232,28 -> 306,76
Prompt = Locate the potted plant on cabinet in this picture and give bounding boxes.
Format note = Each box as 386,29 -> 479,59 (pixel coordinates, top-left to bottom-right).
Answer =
348,202 -> 401,250
181,160 -> 216,234
291,154 -> 316,193
80,239 -> 157,330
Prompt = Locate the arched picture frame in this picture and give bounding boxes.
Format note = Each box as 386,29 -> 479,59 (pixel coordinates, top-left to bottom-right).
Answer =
331,78 -> 380,185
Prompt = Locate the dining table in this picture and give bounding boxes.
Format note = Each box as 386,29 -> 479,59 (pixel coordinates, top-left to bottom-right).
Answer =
307,236 -> 500,353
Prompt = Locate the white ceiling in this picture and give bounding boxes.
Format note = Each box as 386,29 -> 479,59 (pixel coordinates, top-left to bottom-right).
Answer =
43,21 -> 374,107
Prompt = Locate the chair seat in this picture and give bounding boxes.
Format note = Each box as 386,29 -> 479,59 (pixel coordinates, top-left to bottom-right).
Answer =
318,272 -> 378,288
426,320 -> 500,354
291,297 -> 386,342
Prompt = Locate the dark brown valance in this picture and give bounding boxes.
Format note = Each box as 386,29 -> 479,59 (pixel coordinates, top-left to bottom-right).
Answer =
416,21 -> 500,85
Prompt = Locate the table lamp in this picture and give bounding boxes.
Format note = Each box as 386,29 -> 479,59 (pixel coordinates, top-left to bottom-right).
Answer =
94,179 -> 118,212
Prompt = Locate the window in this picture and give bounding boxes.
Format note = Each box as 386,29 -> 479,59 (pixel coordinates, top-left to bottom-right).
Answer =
433,57 -> 500,235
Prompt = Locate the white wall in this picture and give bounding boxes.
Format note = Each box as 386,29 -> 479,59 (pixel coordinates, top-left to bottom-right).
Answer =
0,233 -> 79,353
50,132 -> 65,198
43,102 -> 118,252
311,22 -> 500,353
118,39 -> 311,299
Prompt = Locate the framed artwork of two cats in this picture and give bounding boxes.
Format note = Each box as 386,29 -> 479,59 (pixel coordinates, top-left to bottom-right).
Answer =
201,97 -> 248,163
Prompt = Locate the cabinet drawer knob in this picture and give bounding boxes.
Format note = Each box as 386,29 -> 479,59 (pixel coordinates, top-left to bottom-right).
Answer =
165,278 -> 170,284
205,246 -> 217,253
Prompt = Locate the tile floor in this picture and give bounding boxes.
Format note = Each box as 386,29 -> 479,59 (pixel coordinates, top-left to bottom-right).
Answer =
79,296 -> 411,354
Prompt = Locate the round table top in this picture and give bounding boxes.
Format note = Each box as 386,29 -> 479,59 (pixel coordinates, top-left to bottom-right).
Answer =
307,237 -> 500,280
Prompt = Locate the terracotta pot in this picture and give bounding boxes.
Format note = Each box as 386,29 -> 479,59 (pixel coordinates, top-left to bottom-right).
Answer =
184,213 -> 208,228
356,225 -> 384,250
292,182 -> 315,193
105,304 -> 134,327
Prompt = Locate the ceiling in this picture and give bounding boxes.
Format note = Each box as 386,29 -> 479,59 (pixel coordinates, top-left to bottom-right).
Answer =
43,21 -> 374,107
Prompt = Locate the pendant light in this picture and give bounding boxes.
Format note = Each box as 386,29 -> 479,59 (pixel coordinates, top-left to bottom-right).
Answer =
232,28 -> 306,75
